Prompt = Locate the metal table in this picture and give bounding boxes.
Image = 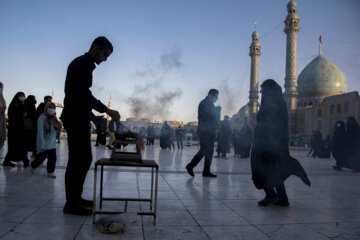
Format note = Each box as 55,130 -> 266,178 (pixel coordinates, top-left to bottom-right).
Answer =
92,158 -> 159,225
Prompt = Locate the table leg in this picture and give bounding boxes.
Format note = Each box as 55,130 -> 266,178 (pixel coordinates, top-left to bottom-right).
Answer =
153,168 -> 158,225
150,167 -> 154,210
100,165 -> 104,209
92,164 -> 97,224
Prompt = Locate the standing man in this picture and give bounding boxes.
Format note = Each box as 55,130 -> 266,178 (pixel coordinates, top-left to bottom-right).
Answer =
175,126 -> 184,149
61,37 -> 120,215
186,89 -> 219,177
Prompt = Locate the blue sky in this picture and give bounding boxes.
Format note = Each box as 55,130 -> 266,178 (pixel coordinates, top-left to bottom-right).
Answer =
0,0 -> 359,122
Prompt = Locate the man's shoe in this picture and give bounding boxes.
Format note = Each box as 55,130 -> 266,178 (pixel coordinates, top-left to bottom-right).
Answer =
80,198 -> 94,208
63,202 -> 92,216
107,145 -> 113,149
257,197 -> 278,206
214,155 -> 220,158
274,200 -> 290,206
47,173 -> 56,178
3,161 -> 15,167
202,172 -> 217,177
332,165 -> 342,171
186,165 -> 194,177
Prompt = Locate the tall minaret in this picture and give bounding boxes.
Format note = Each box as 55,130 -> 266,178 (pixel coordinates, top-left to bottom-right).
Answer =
284,0 -> 299,111
248,24 -> 261,130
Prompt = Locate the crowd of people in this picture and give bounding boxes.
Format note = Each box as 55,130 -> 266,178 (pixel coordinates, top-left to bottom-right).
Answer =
1,88 -> 61,178
1,36 -> 359,215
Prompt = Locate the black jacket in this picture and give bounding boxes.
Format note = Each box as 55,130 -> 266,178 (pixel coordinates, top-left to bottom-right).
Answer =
61,53 -> 107,125
197,96 -> 218,135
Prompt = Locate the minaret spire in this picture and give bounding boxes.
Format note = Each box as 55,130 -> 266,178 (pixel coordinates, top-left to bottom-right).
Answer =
284,0 -> 300,134
107,92 -> 112,120
248,25 -> 261,131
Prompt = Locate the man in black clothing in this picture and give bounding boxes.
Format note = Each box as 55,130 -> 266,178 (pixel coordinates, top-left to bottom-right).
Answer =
60,36 -> 120,216
175,126 -> 184,149
186,89 -> 220,177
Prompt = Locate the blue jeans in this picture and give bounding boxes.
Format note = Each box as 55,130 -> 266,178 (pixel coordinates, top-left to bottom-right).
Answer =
31,149 -> 57,173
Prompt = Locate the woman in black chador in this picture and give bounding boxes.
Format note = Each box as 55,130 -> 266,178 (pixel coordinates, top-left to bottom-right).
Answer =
345,117 -> 360,171
251,80 -> 311,206
3,92 -> 29,167
332,121 -> 347,170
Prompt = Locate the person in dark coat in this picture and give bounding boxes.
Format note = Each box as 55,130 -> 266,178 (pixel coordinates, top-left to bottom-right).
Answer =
160,121 -> 171,149
312,130 -> 323,158
251,80 -> 310,206
60,36 -> 120,216
332,121 -> 347,171
216,115 -> 232,158
94,116 -> 107,146
3,92 -> 29,167
319,134 -> 331,158
238,122 -> 252,158
232,129 -> 241,157
345,117 -> 360,171
175,126 -> 184,149
24,95 -> 38,157
186,89 -> 220,177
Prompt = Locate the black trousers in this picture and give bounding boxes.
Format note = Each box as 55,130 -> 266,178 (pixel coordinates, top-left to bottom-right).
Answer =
264,182 -> 288,202
31,149 -> 57,173
64,123 -> 92,204
187,131 -> 215,173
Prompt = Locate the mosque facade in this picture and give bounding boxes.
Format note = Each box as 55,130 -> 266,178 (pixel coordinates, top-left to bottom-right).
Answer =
231,0 -> 360,138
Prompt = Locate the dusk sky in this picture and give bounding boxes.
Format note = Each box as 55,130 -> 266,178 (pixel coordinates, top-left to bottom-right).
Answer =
0,0 -> 359,122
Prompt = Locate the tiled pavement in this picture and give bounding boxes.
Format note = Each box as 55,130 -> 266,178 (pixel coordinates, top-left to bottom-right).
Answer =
0,139 -> 359,239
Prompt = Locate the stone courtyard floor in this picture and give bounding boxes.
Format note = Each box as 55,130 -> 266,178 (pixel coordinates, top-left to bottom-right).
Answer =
0,139 -> 359,240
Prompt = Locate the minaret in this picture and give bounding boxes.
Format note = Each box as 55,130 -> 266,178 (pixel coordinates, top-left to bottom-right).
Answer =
107,93 -> 111,120
248,24 -> 261,130
284,0 -> 300,111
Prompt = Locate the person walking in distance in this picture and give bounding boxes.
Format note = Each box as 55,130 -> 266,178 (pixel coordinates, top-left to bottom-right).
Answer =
186,89 -> 220,177
60,36 -> 120,215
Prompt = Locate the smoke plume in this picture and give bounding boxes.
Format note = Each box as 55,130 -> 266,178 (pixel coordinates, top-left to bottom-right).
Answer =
126,45 -> 184,120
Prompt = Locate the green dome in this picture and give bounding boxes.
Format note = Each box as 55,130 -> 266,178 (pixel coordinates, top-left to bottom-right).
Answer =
298,55 -> 347,99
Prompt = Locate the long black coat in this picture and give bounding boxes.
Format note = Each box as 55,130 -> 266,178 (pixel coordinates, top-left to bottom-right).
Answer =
332,121 -> 347,168
250,80 -> 310,189
345,117 -> 360,170
5,92 -> 28,162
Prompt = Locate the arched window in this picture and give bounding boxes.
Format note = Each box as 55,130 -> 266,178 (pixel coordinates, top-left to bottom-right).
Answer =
344,102 -> 349,112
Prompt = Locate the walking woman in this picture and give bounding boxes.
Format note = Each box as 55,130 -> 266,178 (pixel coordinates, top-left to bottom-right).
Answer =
3,92 -> 29,167
251,80 -> 310,206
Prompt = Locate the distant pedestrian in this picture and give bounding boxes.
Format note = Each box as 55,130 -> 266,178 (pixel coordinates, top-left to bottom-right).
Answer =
216,115 -> 231,158
3,92 -> 29,167
56,121 -> 62,143
31,102 -> 59,178
186,89 -> 220,177
0,82 -> 6,149
332,121 -> 347,171
175,126 -> 184,149
238,122 -> 252,158
24,95 -> 38,158
345,116 -> 360,171
251,80 -> 310,206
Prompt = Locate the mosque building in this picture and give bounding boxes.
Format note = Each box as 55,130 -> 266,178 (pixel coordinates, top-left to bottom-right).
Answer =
231,0 -> 360,137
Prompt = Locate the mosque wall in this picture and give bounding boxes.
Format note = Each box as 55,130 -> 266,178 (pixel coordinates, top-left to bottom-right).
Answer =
295,91 -> 360,137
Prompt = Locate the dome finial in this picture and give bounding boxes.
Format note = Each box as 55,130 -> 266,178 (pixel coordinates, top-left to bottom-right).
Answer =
319,35 -> 322,56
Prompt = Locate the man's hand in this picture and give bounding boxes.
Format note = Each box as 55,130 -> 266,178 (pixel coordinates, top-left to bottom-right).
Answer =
106,108 -> 120,121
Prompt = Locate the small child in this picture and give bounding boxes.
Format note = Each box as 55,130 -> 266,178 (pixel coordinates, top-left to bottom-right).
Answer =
31,102 -> 58,178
